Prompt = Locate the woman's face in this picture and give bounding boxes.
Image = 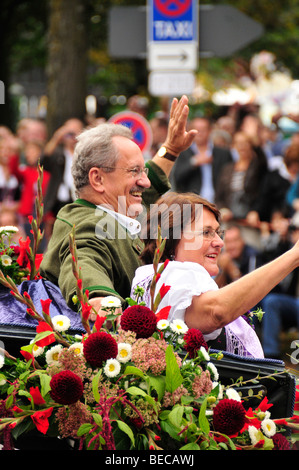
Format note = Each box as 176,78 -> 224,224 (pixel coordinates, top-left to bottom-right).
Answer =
175,207 -> 224,276
233,132 -> 253,161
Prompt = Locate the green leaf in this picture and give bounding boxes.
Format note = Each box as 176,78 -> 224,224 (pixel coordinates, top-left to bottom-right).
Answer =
116,420 -> 135,446
198,397 -> 210,435
168,405 -> 184,428
38,372 -> 52,397
180,442 -> 200,450
77,423 -> 93,437
165,345 -> 183,393
126,386 -> 147,397
123,365 -> 145,379
91,370 -> 102,403
92,413 -> 103,428
147,375 -> 165,401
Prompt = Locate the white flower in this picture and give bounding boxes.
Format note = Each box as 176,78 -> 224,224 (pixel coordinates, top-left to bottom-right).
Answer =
206,362 -> 219,381
226,387 -> 242,402
104,358 -> 121,378
261,418 -> 276,438
1,255 -> 12,266
199,346 -> 210,361
248,425 -> 261,446
69,342 -> 84,356
31,343 -> 44,358
101,296 -> 121,309
157,319 -> 169,330
0,353 -> 4,369
213,382 -> 224,399
170,319 -> 188,335
52,315 -> 71,332
0,226 -> 18,234
117,343 -> 132,363
45,344 -> 63,365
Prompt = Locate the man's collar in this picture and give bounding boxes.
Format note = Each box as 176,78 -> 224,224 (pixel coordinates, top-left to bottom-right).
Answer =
96,204 -> 141,235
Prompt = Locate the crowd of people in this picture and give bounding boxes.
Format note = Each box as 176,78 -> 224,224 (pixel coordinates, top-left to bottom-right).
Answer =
0,94 -> 299,361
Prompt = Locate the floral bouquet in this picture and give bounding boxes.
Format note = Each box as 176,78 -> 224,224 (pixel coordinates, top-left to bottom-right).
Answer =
0,170 -> 299,451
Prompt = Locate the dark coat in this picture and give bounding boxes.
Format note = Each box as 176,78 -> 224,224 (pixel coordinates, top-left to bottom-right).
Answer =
170,145 -> 233,195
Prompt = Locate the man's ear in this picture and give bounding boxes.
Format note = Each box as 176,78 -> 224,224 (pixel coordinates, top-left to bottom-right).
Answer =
88,167 -> 105,193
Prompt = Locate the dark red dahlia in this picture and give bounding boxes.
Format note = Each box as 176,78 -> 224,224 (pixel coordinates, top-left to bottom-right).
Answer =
212,398 -> 247,436
120,305 -> 157,338
83,331 -> 118,367
183,328 -> 208,358
272,433 -> 291,450
50,370 -> 83,405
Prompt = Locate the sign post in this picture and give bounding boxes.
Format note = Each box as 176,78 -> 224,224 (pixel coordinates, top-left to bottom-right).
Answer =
147,0 -> 198,96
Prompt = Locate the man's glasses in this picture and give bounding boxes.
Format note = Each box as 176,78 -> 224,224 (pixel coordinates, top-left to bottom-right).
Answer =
101,166 -> 149,178
184,228 -> 225,240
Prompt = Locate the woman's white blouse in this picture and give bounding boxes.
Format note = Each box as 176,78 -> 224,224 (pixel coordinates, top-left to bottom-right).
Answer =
131,261 -> 264,358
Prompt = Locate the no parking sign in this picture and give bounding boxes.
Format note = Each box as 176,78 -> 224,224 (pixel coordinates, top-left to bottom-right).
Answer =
109,111 -> 153,153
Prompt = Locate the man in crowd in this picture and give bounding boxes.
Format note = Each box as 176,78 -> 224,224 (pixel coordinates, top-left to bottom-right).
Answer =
40,95 -> 197,316
170,116 -> 233,202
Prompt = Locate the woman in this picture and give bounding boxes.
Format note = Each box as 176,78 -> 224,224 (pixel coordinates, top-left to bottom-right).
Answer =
215,131 -> 267,224
132,192 -> 299,358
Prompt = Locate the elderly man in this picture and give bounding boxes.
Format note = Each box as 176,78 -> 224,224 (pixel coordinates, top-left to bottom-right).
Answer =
39,96 -> 197,316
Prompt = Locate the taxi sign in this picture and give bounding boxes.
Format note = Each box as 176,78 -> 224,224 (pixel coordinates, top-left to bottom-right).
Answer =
147,0 -> 199,71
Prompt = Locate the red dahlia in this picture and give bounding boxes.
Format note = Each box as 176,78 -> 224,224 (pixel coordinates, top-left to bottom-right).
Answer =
83,331 -> 118,367
120,305 -> 157,338
213,399 -> 247,436
183,328 -> 208,358
50,370 -> 83,405
272,433 -> 290,450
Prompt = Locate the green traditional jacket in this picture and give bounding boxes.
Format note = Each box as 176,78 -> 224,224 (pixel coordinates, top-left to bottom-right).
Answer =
40,160 -> 170,309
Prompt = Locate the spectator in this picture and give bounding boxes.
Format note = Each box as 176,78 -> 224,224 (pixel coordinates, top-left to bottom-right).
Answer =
149,114 -> 169,157
170,116 -> 233,202
215,131 -> 268,226
0,137 -> 20,213
252,143 -> 299,223
215,224 -> 262,288
12,140 -> 50,243
261,214 -> 299,359
41,118 -> 84,238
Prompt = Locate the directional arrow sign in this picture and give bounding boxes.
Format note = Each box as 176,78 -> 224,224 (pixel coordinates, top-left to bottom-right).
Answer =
148,43 -> 198,70
108,5 -> 264,59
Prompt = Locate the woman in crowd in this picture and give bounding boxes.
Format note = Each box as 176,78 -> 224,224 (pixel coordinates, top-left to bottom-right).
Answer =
215,131 -> 267,224
132,191 -> 299,358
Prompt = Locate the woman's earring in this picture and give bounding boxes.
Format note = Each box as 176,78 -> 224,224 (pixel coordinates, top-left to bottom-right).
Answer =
170,254 -> 175,261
